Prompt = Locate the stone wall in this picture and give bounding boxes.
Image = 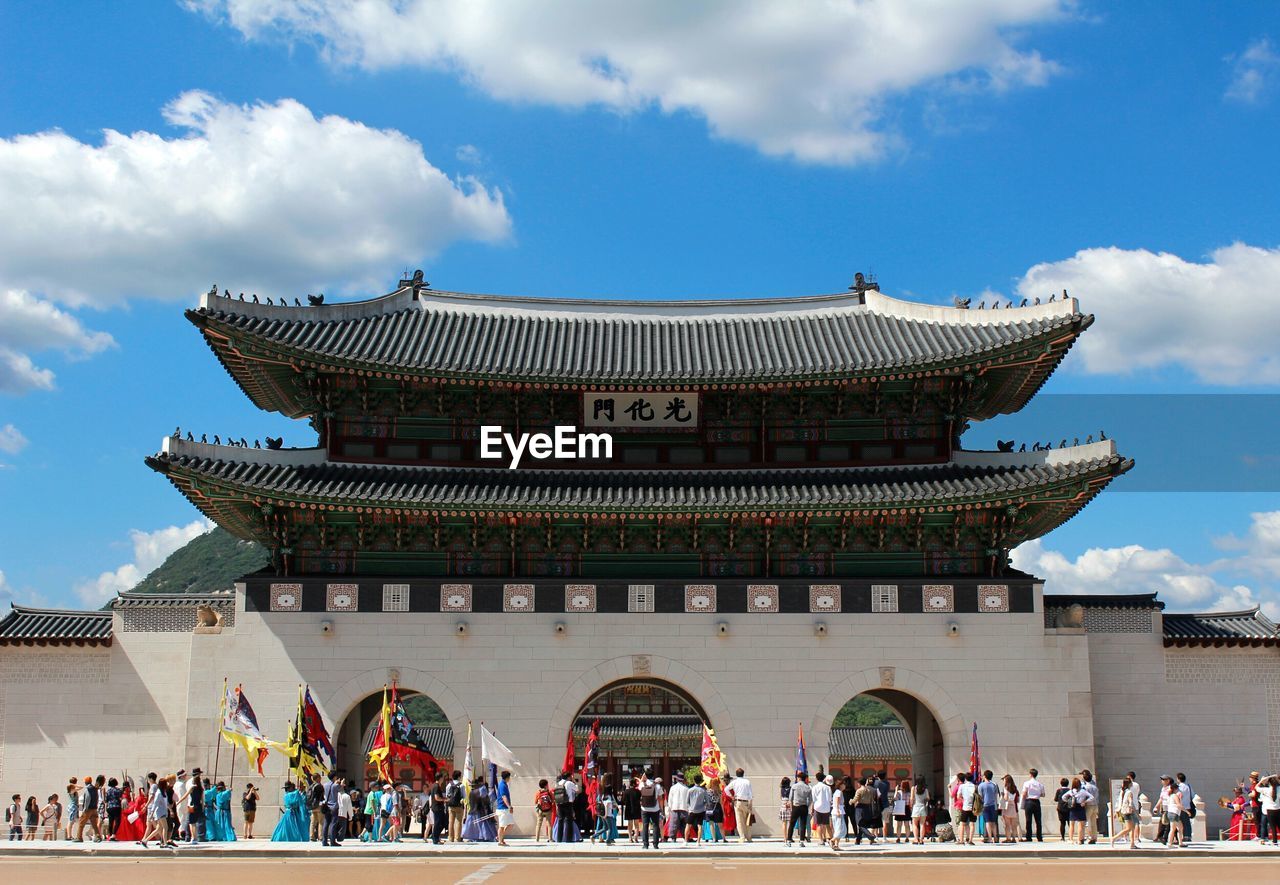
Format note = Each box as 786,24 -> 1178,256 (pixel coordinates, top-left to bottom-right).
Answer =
1,585 -> 1101,837
1086,615 -> 1280,837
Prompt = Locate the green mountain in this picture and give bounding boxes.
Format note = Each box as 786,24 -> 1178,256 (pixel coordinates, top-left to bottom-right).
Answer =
128,527 -> 269,595
833,695 -> 899,728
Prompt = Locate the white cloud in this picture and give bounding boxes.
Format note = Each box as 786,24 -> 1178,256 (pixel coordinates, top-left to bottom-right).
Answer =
0,569 -> 13,603
1013,534 -> 1280,620
191,0 -> 1069,165
1015,242 -> 1280,385
0,289 -> 115,393
74,518 -> 215,606
1225,37 -> 1279,104
0,424 -> 28,454
0,91 -> 511,307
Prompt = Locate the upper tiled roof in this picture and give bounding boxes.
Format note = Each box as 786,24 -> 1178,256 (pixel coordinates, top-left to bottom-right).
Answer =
0,604 -> 113,645
1162,608 -> 1280,646
147,439 -> 1131,515
829,725 -> 913,760
189,286 -> 1089,415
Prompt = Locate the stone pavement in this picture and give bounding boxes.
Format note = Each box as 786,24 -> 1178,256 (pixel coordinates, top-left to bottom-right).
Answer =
1,835 -> 1275,859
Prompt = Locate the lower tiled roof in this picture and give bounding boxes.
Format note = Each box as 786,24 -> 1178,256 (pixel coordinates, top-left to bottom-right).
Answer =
829,725 -> 913,760
148,451 -> 1132,513
0,605 -> 113,645
1163,609 -> 1280,646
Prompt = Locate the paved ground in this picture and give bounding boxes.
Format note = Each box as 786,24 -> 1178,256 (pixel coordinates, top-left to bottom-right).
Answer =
2,855 -> 1278,885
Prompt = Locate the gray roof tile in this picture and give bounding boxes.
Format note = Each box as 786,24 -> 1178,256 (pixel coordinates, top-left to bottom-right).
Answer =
0,605 -> 113,644
148,451 -> 1130,512
192,288 -> 1088,385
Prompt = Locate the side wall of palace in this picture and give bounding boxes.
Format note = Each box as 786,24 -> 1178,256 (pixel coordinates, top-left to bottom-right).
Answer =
2,591 -> 1277,839
1080,608 -> 1280,836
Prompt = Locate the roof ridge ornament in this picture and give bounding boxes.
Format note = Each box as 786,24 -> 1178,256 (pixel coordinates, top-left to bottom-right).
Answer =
849,271 -> 879,297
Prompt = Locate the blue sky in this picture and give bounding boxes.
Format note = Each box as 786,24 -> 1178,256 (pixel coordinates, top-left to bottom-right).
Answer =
2,1 -> 1279,613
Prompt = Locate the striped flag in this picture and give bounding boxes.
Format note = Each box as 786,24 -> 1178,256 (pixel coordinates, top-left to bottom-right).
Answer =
969,722 -> 981,782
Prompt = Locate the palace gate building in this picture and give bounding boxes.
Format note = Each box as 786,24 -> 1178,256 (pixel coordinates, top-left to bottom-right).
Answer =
2,277 -> 1278,836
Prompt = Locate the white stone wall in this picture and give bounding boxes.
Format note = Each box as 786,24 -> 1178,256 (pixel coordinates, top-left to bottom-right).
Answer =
1,586 -> 1102,837
1085,615 -> 1280,837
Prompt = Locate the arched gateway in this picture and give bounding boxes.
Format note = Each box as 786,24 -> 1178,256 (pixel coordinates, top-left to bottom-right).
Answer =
335,689 -> 454,791
572,678 -> 714,785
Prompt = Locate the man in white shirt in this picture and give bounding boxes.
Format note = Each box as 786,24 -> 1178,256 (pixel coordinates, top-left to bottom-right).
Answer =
726,768 -> 753,842
667,773 -> 690,842
957,773 -> 978,846
553,771 -> 579,844
336,781 -> 352,844
811,774 -> 834,845
172,769 -> 190,842
1020,768 -> 1044,842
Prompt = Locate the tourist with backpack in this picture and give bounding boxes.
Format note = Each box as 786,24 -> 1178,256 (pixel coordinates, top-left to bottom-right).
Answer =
638,767 -> 663,849
553,770 -> 580,842
533,778 -> 554,842
445,770 -> 465,842
1063,777 -> 1086,844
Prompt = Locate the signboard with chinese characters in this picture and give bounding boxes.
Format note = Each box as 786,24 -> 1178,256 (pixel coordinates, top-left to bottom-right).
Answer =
582,391 -> 699,429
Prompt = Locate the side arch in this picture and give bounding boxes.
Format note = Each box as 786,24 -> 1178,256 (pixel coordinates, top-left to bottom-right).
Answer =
544,655 -> 737,748
323,666 -> 471,755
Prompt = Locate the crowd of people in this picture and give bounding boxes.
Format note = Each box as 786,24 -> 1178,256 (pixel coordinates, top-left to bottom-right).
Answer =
7,764 -> 1280,850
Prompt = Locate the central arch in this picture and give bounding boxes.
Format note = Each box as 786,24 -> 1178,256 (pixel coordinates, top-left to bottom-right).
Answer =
812,667 -> 966,794
571,677 -> 711,785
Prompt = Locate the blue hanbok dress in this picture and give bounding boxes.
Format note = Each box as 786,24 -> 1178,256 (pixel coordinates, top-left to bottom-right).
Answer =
461,785 -> 497,842
213,788 -> 236,841
271,789 -> 308,842
203,791 -> 221,840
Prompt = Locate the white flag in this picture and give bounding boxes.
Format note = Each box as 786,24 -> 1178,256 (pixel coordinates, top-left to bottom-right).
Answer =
480,723 -> 523,769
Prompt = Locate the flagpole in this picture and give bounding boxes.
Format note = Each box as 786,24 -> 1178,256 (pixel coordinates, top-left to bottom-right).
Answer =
213,677 -> 227,785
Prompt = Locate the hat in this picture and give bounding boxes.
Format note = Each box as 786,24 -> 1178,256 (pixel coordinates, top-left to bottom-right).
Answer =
192,767 -> 202,775
1159,774 -> 1172,781
824,776 -> 834,785
1251,771 -> 1261,778
176,769 -> 187,777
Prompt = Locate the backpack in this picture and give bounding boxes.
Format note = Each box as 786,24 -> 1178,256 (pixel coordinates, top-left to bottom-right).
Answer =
1063,790 -> 1077,810
445,781 -> 463,808
553,784 -> 569,806
640,782 -> 657,805
966,785 -> 983,813
537,789 -> 554,813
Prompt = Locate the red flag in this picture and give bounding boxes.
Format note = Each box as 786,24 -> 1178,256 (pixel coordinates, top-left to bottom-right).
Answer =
581,718 -> 601,814
562,727 -> 576,776
969,721 -> 981,782
371,682 -> 441,783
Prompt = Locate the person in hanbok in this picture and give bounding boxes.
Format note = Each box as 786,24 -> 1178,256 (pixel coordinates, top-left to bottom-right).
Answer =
212,782 -> 236,842
1224,787 -> 1251,840
201,779 -> 219,841
114,782 -> 147,842
462,778 -> 497,842
271,782 -> 308,842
